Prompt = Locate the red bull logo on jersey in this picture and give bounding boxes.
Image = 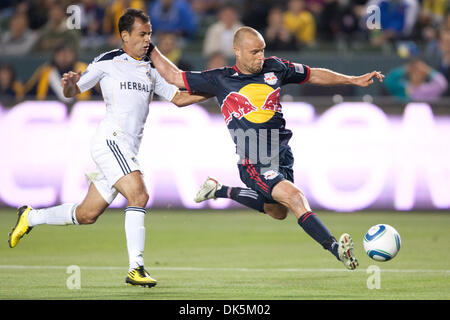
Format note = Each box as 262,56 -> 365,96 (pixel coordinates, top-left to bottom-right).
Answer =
221,92 -> 257,125
264,72 -> 278,85
221,84 -> 282,125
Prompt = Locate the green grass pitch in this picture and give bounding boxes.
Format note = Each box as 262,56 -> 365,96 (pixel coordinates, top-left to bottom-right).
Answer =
0,208 -> 449,300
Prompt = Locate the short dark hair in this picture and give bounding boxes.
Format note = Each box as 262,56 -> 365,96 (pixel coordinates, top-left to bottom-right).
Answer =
118,8 -> 150,35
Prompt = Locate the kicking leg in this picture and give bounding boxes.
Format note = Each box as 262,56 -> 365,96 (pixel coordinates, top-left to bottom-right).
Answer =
271,180 -> 358,270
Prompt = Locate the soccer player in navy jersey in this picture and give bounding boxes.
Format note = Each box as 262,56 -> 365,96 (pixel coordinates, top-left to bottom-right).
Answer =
148,26 -> 384,270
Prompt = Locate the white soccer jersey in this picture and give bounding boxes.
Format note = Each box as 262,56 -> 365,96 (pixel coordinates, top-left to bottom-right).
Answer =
76,49 -> 179,202
77,49 -> 178,145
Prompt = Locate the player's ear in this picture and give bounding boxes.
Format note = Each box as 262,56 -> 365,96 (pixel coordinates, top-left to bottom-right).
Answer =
121,30 -> 129,43
234,46 -> 240,59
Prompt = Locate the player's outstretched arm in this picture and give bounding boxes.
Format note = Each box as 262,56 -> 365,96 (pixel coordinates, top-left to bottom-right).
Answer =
308,68 -> 384,87
171,90 -> 214,107
61,71 -> 81,97
148,44 -> 186,89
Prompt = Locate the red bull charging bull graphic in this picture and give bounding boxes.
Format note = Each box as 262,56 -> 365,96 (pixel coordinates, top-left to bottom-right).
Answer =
221,85 -> 282,125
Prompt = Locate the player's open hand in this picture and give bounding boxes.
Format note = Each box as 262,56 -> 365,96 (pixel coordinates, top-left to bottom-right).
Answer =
61,71 -> 82,89
352,71 -> 384,87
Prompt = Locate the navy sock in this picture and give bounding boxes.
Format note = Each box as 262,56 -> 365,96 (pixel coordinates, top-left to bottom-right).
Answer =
214,185 -> 230,198
298,212 -> 340,260
215,186 -> 265,213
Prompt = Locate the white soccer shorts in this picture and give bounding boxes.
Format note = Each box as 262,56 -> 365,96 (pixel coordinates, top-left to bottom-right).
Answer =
86,127 -> 141,204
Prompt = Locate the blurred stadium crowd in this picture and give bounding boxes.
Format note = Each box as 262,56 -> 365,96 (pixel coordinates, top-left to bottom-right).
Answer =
0,0 -> 449,107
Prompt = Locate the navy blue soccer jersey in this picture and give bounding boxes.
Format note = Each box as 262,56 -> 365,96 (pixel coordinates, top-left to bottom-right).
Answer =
183,56 -> 310,199
183,56 -> 309,127
183,55 -> 309,159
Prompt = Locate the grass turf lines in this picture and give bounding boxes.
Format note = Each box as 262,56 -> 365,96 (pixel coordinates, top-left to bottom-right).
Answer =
0,209 -> 449,300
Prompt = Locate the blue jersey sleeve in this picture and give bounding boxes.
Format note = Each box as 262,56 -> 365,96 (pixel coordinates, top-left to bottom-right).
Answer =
183,70 -> 218,95
276,58 -> 310,85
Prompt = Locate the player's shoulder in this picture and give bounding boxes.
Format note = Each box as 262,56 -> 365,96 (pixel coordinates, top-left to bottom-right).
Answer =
187,66 -> 234,78
264,56 -> 293,71
216,66 -> 247,78
92,49 -> 126,64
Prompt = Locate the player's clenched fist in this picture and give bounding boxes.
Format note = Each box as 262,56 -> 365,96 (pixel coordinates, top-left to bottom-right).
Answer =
61,71 -> 82,88
61,71 -> 82,97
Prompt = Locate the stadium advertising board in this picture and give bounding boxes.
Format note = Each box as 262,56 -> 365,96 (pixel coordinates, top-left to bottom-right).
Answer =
0,101 -> 449,211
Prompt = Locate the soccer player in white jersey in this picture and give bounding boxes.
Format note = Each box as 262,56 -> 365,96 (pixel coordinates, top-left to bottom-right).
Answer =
8,9 -> 211,287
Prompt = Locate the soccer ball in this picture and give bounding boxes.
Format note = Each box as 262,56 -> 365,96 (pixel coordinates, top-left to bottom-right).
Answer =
363,224 -> 401,262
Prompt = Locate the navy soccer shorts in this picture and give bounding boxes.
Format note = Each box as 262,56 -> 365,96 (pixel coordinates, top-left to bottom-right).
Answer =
237,148 -> 294,203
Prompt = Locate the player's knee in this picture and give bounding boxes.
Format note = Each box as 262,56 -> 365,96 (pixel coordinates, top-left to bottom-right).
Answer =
280,207 -> 289,220
76,208 -> 100,225
274,208 -> 289,220
127,191 -> 149,208
264,205 -> 288,220
77,214 -> 98,224
286,189 -> 307,209
80,216 -> 98,225
271,211 -> 288,220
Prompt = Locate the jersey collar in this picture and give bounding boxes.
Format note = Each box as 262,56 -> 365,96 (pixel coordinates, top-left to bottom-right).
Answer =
232,65 -> 242,74
122,48 -> 150,62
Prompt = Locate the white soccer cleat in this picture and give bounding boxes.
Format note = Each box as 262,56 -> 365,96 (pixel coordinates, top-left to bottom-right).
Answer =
338,233 -> 359,270
194,177 -> 222,203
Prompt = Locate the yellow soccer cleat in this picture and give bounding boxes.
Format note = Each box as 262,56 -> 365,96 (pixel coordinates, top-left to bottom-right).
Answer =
8,206 -> 33,248
125,266 -> 157,288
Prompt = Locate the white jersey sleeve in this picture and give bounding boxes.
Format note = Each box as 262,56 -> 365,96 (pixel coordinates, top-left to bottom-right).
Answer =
152,68 -> 179,102
77,63 -> 105,93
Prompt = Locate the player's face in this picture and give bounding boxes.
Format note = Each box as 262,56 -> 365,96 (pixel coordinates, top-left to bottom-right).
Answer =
236,35 -> 265,74
122,19 -> 152,58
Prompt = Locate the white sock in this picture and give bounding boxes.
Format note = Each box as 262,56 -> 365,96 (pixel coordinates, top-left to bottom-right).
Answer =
28,203 -> 79,227
124,207 -> 146,271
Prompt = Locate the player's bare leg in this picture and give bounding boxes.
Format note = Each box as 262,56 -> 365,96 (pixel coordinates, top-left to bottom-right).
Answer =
270,180 -> 311,219
114,170 -> 149,208
263,203 -> 288,220
113,170 -> 156,287
75,183 -> 110,224
271,180 -> 358,270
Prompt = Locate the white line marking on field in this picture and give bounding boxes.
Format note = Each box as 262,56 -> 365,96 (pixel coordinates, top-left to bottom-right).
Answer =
0,265 -> 449,273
